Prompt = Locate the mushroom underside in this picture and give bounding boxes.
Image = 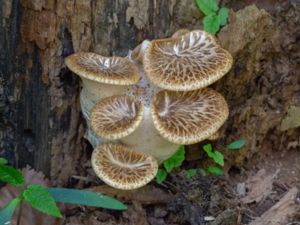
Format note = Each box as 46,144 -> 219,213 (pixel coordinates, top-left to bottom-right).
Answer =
92,143 -> 158,190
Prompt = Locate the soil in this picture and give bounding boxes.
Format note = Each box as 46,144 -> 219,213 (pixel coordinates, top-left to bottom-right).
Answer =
0,0 -> 299,225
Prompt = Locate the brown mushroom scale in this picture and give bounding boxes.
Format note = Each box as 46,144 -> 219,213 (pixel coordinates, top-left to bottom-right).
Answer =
144,30 -> 232,91
92,143 -> 158,190
151,88 -> 229,144
91,95 -> 144,140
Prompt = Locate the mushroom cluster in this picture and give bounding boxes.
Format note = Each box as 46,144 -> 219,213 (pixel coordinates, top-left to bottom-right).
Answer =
65,30 -> 233,190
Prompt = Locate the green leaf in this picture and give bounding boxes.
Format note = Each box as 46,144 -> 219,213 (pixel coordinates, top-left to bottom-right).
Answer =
207,166 -> 223,175
0,198 -> 21,225
203,14 -> 221,34
163,145 -> 185,173
23,184 -> 62,218
0,158 -> 8,165
226,139 -> 246,150
156,169 -> 168,184
204,145 -> 224,166
185,169 -> 197,179
213,151 -> 224,166
199,168 -> 207,176
218,7 -> 228,26
48,188 -> 127,210
163,160 -> 174,173
203,144 -> 214,158
203,143 -> 212,152
195,0 -> 219,16
0,164 -> 25,186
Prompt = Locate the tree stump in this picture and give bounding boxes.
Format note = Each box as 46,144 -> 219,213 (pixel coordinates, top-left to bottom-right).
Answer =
0,0 -> 299,185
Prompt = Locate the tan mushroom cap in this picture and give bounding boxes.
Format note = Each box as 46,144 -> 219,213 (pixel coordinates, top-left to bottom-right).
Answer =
92,143 -> 158,190
207,130 -> 221,140
91,95 -> 144,140
151,88 -> 229,144
143,30 -> 233,91
65,52 -> 140,85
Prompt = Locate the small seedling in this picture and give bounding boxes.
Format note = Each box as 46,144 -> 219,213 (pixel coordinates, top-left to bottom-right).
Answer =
156,139 -> 246,183
203,143 -> 224,166
0,158 -> 127,224
195,0 -> 229,34
202,139 -> 246,175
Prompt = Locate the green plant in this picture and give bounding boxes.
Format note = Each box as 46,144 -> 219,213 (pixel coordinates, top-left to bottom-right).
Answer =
0,158 -> 127,224
156,145 -> 185,183
202,139 -> 246,175
156,139 -> 246,182
195,0 -> 229,34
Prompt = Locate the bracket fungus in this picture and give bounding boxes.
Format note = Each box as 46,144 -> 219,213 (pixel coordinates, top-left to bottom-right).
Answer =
92,143 -> 158,190
66,30 -> 233,190
65,52 -> 140,146
143,30 -> 232,91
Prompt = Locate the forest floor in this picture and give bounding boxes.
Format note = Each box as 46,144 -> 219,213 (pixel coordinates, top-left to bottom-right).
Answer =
64,144 -> 300,225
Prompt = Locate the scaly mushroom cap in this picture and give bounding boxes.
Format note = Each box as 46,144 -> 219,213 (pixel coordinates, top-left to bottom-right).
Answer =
65,52 -> 140,85
91,95 -> 144,140
151,88 -> 229,144
92,143 -> 158,190
143,30 -> 233,91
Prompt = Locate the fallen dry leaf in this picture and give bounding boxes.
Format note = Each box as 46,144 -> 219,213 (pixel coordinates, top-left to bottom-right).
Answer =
242,169 -> 278,204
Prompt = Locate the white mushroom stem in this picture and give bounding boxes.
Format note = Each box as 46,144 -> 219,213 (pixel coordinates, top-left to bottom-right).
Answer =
120,107 -> 179,164
81,77 -> 128,106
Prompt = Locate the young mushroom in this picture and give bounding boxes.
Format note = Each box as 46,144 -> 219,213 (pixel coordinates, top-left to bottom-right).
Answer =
67,29 -> 233,190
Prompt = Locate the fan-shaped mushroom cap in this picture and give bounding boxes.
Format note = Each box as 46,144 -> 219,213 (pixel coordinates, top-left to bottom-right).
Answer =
151,88 -> 229,144
65,52 -> 140,85
92,143 -> 158,190
143,30 -> 233,91
208,130 -> 220,140
91,95 -> 144,140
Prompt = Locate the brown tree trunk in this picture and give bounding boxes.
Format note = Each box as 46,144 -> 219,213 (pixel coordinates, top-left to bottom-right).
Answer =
0,0 -> 299,185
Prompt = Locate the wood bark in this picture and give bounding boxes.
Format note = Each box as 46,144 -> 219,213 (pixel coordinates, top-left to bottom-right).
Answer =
0,0 -> 299,185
